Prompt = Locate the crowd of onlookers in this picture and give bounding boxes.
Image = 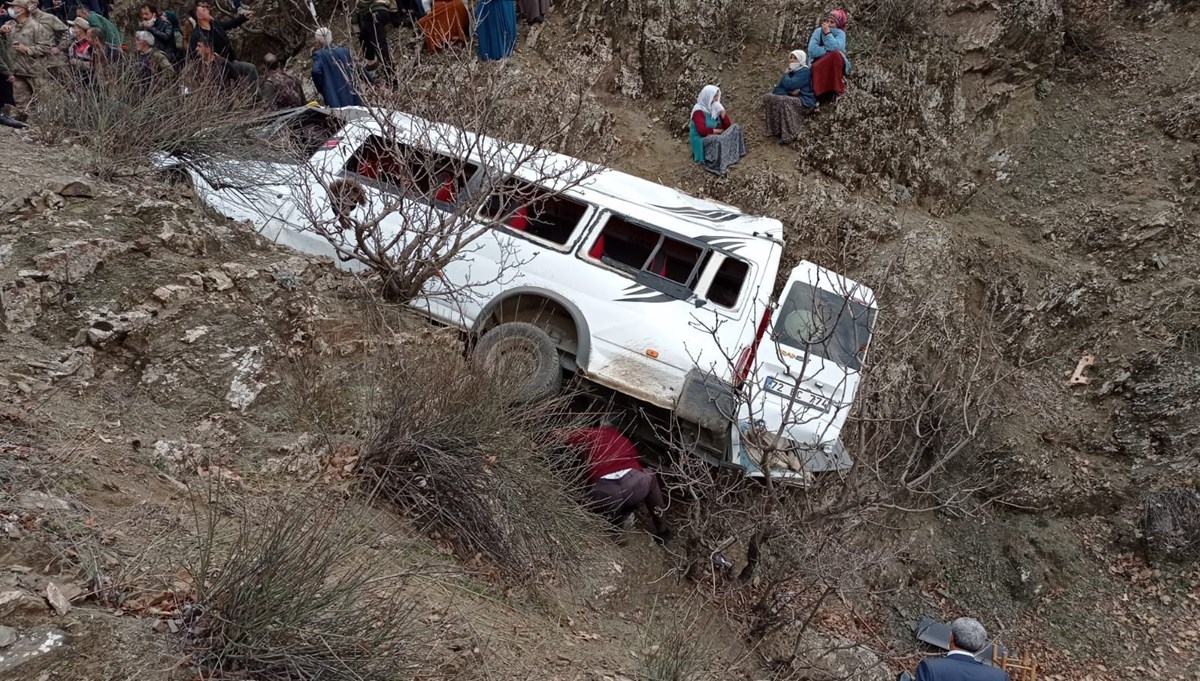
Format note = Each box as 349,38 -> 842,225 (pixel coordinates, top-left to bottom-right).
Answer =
4,0 -> 854,183
0,0 -> 556,129
0,0 -> 302,127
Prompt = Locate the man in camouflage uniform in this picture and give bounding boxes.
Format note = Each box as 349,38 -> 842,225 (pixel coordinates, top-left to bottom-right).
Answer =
27,0 -> 69,54
0,0 -> 64,116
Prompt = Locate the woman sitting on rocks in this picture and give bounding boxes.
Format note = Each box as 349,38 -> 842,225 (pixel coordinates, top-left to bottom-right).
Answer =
808,8 -> 851,102
764,49 -> 815,144
689,85 -> 747,176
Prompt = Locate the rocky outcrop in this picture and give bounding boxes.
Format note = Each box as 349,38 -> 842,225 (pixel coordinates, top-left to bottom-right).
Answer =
33,239 -> 131,285
1,239 -> 132,334
0,626 -> 69,676
784,0 -> 1062,205
1111,350 -> 1200,463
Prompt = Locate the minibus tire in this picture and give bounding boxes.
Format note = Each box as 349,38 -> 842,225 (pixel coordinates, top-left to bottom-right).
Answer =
474,322 -> 563,402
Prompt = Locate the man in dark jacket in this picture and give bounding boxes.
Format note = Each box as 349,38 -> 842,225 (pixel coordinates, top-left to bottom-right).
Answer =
40,0 -> 71,23
566,419 -> 672,544
905,618 -> 1011,681
186,0 -> 250,61
138,3 -> 176,61
0,28 -> 24,127
352,0 -> 394,78
189,35 -> 230,87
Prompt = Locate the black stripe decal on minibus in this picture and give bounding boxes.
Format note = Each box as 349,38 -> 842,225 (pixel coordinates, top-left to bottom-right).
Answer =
651,205 -> 744,223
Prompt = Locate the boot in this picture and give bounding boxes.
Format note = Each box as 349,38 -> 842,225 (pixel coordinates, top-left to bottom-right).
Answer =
0,111 -> 26,129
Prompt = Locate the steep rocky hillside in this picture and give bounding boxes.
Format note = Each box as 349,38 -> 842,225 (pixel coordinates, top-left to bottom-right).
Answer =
2,0 -> 1199,679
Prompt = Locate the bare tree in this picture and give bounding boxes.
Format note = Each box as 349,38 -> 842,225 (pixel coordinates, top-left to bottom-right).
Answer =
644,263 -> 1006,675
281,41 -> 605,303
33,56 -> 263,179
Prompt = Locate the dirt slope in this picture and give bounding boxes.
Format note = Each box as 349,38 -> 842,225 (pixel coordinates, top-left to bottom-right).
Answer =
1,132 -> 768,680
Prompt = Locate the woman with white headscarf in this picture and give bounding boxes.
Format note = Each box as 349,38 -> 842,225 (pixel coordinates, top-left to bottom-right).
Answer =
688,85 -> 747,176
764,49 -> 816,145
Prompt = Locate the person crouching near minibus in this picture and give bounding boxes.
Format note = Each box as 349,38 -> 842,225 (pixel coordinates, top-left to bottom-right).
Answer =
566,418 -> 673,546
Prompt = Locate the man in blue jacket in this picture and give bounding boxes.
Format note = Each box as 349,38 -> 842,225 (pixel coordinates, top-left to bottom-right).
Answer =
903,618 -> 1011,681
311,27 -> 361,108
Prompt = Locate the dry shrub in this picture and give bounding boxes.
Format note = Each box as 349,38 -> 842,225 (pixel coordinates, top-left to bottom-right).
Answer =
1141,487 -> 1200,563
1158,91 -> 1200,142
185,496 -> 431,680
853,0 -> 943,50
1061,0 -> 1116,58
638,600 -> 715,681
358,342 -> 605,583
32,61 -> 263,179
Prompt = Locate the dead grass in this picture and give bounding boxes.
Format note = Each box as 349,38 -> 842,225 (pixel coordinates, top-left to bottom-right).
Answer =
1061,0 -> 1117,59
637,599 -> 715,681
1141,487 -> 1200,562
183,493 -> 435,680
32,61 -> 263,180
356,342 -> 606,584
854,0 -> 942,46
275,300 -> 607,585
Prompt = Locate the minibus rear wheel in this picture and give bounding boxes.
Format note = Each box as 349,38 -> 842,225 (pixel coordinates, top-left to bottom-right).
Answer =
474,322 -> 563,402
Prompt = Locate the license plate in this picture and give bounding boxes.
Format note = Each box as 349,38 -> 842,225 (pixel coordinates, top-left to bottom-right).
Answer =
763,375 -> 832,412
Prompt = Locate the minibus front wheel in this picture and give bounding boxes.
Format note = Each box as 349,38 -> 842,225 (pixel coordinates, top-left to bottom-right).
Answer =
473,322 -> 563,402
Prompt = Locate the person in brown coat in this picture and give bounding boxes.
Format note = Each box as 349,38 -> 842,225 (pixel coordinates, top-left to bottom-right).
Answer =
260,52 -> 304,109
417,0 -> 468,53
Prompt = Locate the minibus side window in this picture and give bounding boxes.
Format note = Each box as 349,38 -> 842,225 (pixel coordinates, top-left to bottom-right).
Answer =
587,216 -> 708,288
344,135 -> 479,206
706,258 -> 750,308
477,180 -> 589,246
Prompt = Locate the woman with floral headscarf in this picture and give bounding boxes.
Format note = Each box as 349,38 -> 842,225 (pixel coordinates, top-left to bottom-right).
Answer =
764,49 -> 815,144
808,8 -> 850,101
688,84 -> 747,176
